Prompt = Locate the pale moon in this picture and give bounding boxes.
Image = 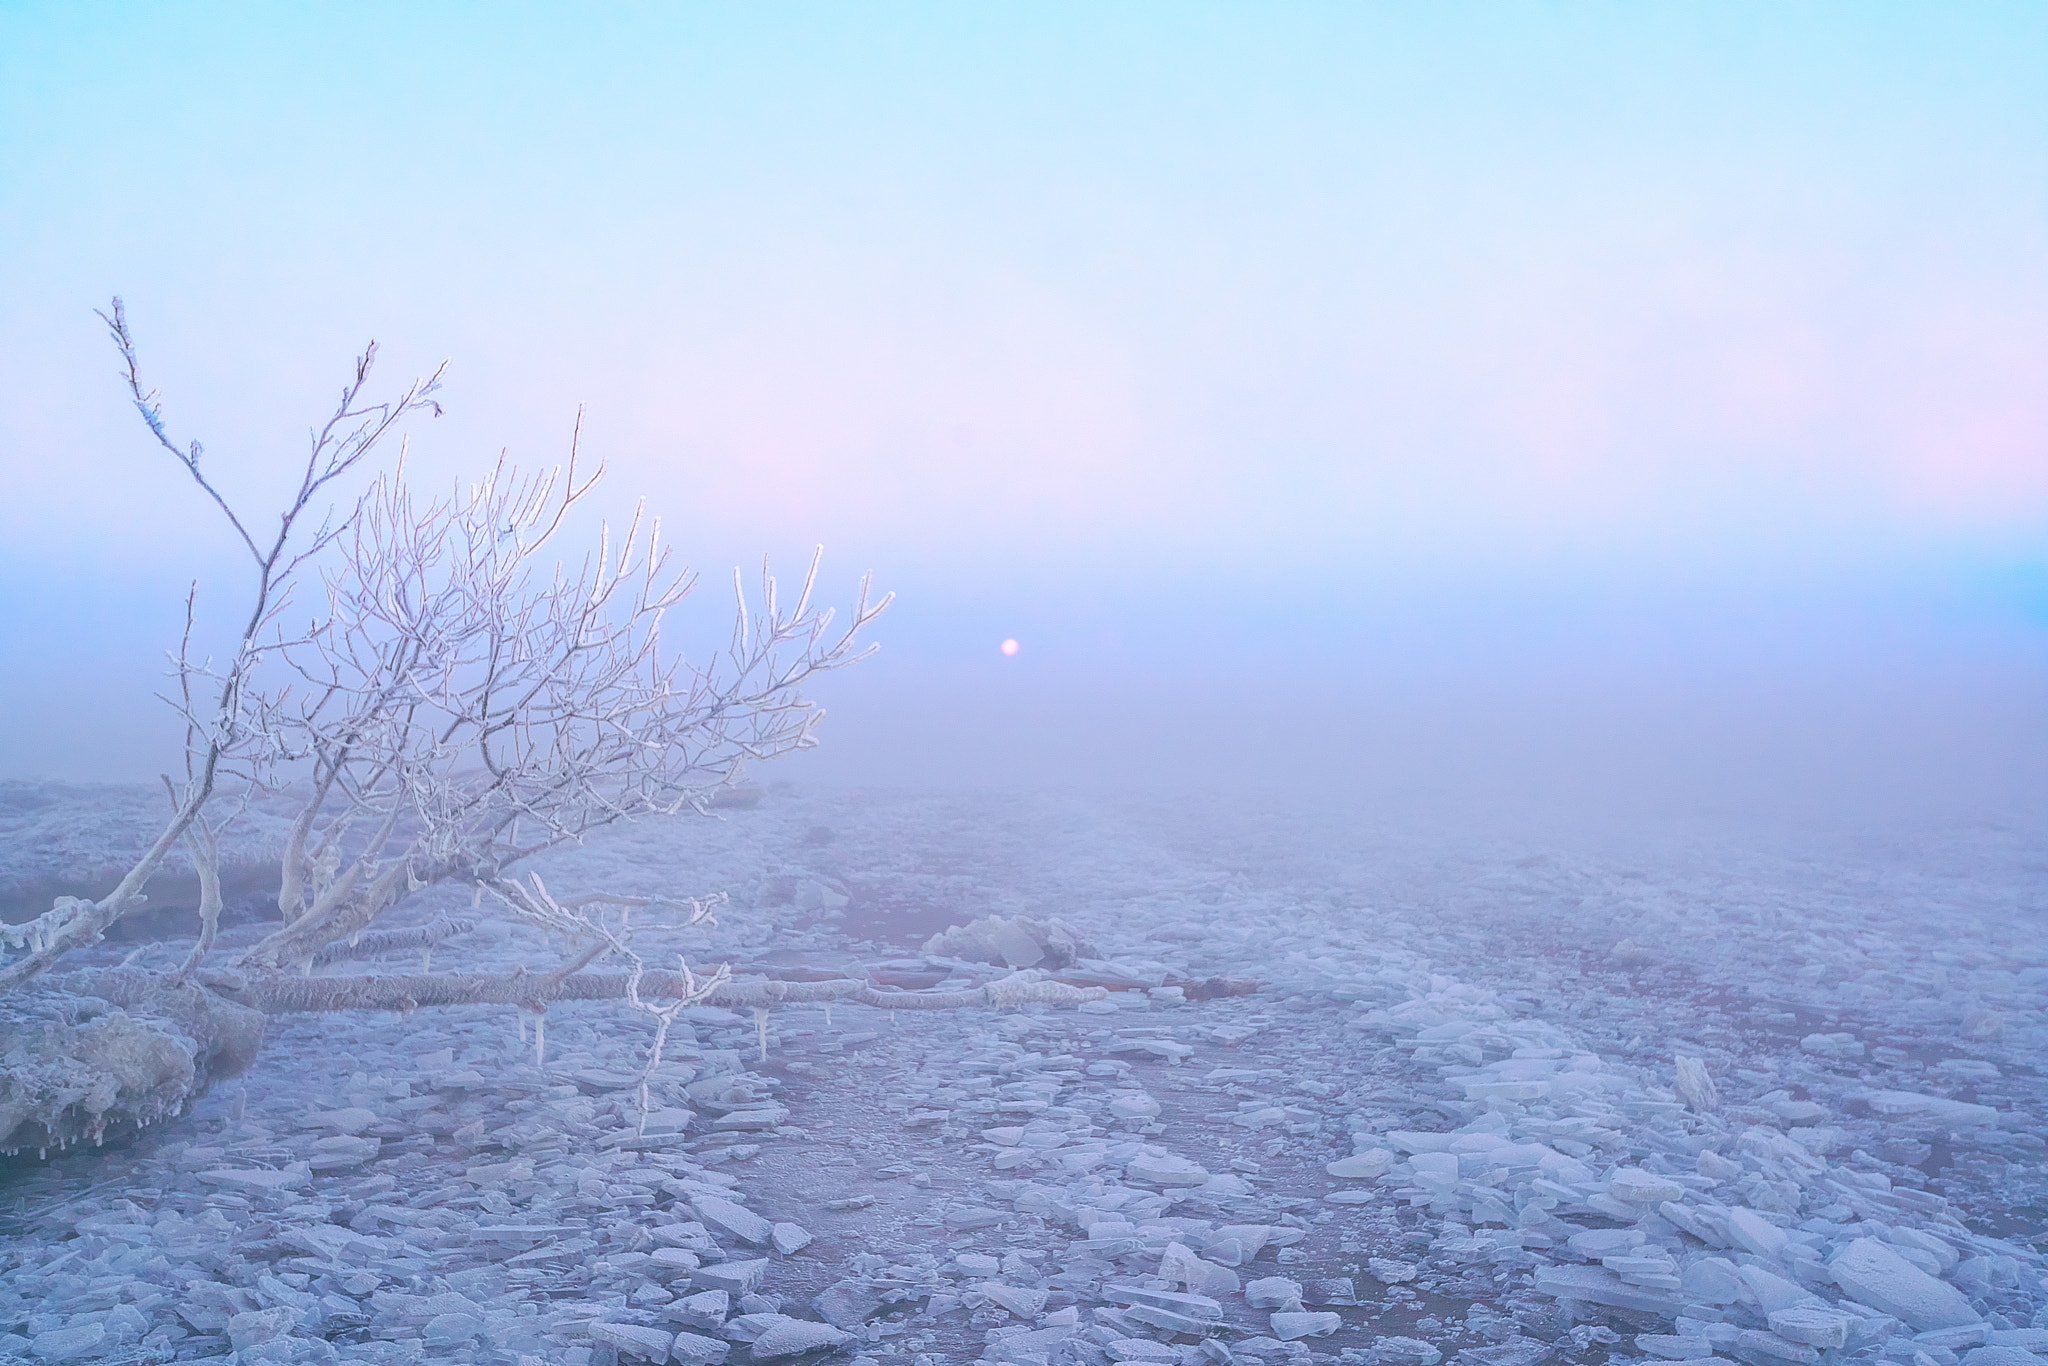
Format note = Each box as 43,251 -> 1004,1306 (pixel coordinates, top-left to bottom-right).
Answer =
1000,638 -> 1020,656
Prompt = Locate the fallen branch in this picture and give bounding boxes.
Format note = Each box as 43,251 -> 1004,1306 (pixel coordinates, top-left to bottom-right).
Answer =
309,917 -> 479,967
203,966 -> 1107,1015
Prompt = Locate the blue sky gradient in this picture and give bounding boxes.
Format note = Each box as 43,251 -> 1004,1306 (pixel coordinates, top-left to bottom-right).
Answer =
2,4 -> 2043,788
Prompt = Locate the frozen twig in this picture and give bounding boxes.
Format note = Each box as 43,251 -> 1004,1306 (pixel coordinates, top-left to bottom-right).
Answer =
3,304 -> 886,1003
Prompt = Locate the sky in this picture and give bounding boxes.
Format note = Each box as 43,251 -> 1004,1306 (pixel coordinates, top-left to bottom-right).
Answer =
2,3 -> 2044,797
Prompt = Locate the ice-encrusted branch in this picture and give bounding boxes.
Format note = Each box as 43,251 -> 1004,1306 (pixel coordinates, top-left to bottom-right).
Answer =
210,966 -> 1107,1015
624,954 -> 731,1127
229,456 -> 888,976
165,813 -> 223,987
0,302 -> 443,995
7,302 -> 887,1000
0,898 -> 101,957
3,304 -> 918,1165
309,916 -> 478,968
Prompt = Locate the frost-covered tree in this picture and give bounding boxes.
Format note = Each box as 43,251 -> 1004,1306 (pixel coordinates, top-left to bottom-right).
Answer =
0,303 -> 1099,1156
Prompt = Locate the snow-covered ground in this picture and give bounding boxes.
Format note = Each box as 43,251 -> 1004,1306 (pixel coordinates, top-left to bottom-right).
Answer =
1,782 -> 2044,1366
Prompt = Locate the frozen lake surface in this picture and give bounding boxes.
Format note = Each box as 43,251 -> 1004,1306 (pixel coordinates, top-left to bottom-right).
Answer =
1,782 -> 2044,1366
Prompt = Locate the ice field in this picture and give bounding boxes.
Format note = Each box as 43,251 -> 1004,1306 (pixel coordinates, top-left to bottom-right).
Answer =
2,780 -> 2043,1366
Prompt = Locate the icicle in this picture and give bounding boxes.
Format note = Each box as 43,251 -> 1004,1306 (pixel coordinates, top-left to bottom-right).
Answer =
753,1006 -> 770,1062
421,947 -> 433,973
823,1003 -> 833,1029
534,1013 -> 547,1068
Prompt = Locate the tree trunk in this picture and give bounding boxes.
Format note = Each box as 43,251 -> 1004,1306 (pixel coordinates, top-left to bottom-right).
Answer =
211,966 -> 1106,1015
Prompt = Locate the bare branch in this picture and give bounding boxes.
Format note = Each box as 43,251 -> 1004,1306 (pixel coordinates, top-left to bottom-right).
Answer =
218,967 -> 1106,1015
309,917 -> 477,968
216,450 -> 886,974
7,310 -> 895,1128
98,298 -> 263,565
0,303 -> 446,992
166,815 -> 222,987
